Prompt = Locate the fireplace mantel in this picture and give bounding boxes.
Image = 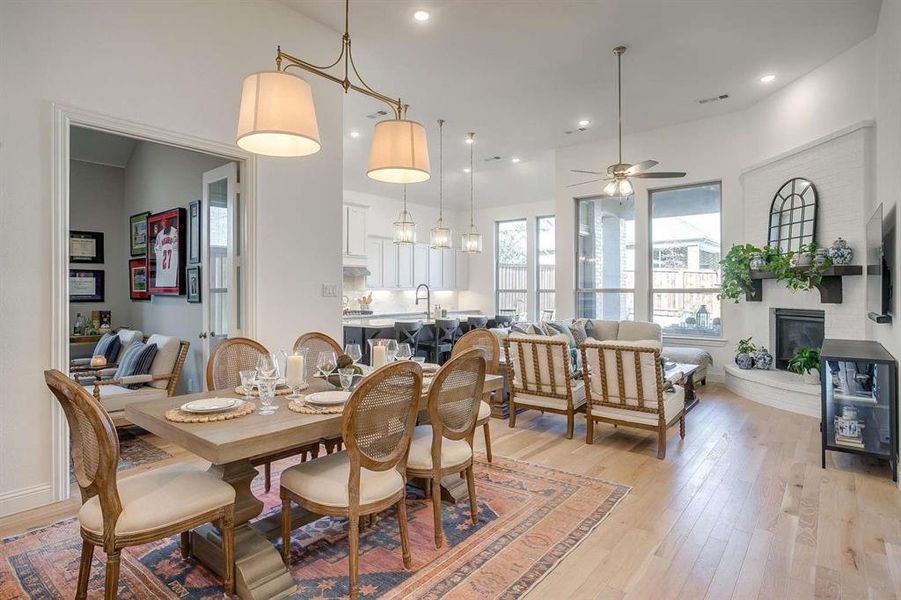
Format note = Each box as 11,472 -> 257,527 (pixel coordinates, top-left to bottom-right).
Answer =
744,265 -> 863,304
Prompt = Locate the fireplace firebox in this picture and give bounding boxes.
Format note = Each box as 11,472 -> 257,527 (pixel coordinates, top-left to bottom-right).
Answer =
770,308 -> 825,370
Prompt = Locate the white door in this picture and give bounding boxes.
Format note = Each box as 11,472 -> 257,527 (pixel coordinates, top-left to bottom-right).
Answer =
442,248 -> 456,290
428,247 -> 443,288
413,243 -> 429,285
346,205 -> 368,256
365,238 -> 382,288
381,240 -> 398,289
201,162 -> 240,379
397,243 -> 414,288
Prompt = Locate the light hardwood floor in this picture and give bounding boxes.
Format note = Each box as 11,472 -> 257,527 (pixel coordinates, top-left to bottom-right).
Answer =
2,384 -> 899,599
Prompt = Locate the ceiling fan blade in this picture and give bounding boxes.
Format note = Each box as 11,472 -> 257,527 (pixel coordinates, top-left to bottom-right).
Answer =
625,160 -> 658,175
632,171 -> 687,179
570,169 -> 605,175
566,178 -> 607,188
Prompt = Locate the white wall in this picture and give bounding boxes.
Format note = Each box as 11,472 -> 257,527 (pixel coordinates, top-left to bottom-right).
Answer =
123,141 -> 231,393
0,0 -> 343,516
69,160 -> 129,330
554,36 -> 878,375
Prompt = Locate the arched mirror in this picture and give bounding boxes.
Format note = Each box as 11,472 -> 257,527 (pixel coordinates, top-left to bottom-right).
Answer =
767,178 -> 818,253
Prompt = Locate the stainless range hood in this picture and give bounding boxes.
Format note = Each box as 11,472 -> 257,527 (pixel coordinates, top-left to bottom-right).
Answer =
343,265 -> 371,278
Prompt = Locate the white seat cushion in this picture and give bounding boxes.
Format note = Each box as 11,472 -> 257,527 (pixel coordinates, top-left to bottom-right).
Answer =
477,400 -> 490,421
83,384 -> 167,414
280,450 -> 404,508
407,425 -> 473,471
513,381 -> 586,410
79,465 -> 235,536
146,334 -> 180,389
589,385 -> 685,426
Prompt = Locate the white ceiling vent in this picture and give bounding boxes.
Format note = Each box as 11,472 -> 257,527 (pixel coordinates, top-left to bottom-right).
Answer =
366,109 -> 390,119
698,94 -> 729,105
483,155 -> 502,162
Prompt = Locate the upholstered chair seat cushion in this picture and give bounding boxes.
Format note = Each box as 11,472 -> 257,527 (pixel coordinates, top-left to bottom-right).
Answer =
280,450 -> 404,508
406,425 -> 473,471
515,381 -> 586,410
146,334 -> 181,389
78,465 -> 235,536
589,385 -> 685,426
477,400 -> 490,421
83,384 -> 167,413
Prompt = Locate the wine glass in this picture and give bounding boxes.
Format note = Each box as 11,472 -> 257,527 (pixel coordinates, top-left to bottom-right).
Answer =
385,339 -> 398,362
338,367 -> 355,392
239,369 -> 257,400
317,350 -> 337,378
396,343 -> 412,361
345,343 -> 362,365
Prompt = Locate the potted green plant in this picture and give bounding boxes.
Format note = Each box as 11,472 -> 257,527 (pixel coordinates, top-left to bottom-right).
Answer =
719,244 -> 762,302
734,336 -> 756,369
787,346 -> 821,385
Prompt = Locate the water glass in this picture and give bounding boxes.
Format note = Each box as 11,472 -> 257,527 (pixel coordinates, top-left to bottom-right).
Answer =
257,353 -> 278,380
338,367 -> 355,391
239,369 -> 257,399
396,343 -> 412,361
258,377 -> 278,415
345,343 -> 362,364
385,339 -> 398,362
317,350 -> 337,378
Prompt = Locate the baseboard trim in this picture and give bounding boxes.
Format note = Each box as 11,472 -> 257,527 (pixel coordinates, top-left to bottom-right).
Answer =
0,483 -> 53,519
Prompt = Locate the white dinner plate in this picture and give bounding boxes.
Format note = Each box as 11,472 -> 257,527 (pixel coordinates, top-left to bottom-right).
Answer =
306,391 -> 351,406
181,397 -> 241,414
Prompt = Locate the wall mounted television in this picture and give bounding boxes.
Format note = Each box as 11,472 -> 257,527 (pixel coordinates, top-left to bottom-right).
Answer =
866,203 -> 893,323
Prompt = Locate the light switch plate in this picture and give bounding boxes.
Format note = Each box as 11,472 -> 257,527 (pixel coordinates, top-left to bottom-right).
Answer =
321,283 -> 338,297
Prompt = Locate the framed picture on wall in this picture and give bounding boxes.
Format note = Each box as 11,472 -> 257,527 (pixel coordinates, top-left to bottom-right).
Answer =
186,265 -> 201,303
188,199 -> 201,264
147,207 -> 186,295
129,211 -> 151,257
69,269 -> 104,302
129,257 -> 149,300
69,231 -> 104,264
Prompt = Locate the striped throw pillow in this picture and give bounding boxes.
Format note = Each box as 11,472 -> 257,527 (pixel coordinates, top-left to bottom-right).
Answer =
114,342 -> 158,389
93,333 -> 121,363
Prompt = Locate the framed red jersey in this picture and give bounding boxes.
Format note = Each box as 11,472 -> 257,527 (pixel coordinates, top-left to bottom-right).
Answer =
147,208 -> 186,295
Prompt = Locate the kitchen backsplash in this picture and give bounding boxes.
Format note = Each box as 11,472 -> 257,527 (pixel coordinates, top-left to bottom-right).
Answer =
344,288 -> 460,315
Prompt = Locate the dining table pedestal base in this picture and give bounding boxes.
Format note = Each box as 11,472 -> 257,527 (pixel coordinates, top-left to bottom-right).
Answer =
411,474 -> 470,504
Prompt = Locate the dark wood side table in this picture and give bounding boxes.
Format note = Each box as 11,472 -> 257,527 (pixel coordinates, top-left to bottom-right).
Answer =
666,362 -> 700,413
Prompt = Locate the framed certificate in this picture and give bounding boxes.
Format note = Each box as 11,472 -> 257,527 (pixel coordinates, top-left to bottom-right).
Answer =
69,231 -> 104,264
130,212 -> 151,257
129,258 -> 149,301
188,200 -> 201,264
69,269 -> 104,302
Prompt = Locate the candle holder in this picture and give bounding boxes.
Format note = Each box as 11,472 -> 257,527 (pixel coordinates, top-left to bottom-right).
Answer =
90,355 -> 107,368
285,347 -> 308,399
368,338 -> 398,368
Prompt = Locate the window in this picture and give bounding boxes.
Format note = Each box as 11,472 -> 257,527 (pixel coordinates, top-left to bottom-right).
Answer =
576,196 -> 635,320
650,182 -> 721,337
536,216 -> 555,320
496,219 -> 528,320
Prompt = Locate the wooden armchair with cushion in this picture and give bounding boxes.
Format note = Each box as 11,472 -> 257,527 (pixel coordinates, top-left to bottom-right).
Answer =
44,369 -> 235,599
451,329 -> 499,462
580,340 -> 686,459
207,337 -> 319,492
504,333 -> 586,439
75,334 -> 189,426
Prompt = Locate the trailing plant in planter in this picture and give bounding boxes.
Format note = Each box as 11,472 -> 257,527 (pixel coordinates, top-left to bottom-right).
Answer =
787,346 -> 821,384
719,244 -> 762,302
734,336 -> 757,369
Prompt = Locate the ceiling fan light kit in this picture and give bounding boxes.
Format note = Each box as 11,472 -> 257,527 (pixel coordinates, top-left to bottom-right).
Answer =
569,46 -> 687,194
235,0 -> 430,185
430,119 -> 453,249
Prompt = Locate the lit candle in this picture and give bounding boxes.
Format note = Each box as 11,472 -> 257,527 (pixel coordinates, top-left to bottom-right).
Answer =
372,345 -> 387,369
286,354 -> 305,388
90,355 -> 107,368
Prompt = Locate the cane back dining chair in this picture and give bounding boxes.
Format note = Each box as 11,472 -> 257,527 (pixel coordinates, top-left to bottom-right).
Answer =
580,340 -> 686,459
206,337 -> 319,492
44,369 -> 235,599
406,349 -> 485,548
293,331 -> 346,453
279,361 -> 422,600
504,333 -> 586,439
450,329 -> 499,461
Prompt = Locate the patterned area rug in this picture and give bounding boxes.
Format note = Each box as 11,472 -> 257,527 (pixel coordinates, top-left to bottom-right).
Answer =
2,455 -> 629,599
68,426 -> 172,482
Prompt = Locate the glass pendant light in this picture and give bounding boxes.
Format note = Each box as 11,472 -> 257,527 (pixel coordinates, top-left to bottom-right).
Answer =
461,132 -> 483,254
393,185 -> 416,245
430,119 -> 452,249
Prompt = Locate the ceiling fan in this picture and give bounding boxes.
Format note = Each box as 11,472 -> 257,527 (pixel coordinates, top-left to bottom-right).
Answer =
569,46 -> 686,195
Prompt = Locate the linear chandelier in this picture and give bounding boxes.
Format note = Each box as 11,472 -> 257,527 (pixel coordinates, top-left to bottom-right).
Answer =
235,0 -> 430,184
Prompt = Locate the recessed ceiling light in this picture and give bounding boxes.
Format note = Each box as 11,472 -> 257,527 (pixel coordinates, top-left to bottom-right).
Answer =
465,137 -> 474,145
349,130 -> 360,138
511,157 -> 521,163
413,10 -> 430,22
759,74 -> 776,84
578,119 -> 590,127
463,167 -> 471,173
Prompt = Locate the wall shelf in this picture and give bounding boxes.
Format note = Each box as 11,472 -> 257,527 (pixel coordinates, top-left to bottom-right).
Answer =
744,265 -> 862,304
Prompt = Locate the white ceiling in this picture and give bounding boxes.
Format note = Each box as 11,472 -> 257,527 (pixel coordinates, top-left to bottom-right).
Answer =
70,126 -> 137,168
281,0 -> 880,208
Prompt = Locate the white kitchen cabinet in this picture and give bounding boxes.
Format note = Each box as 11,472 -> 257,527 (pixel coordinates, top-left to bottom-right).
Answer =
365,238 -> 382,288
428,247 -> 443,288
397,243 -> 414,288
381,240 -> 398,289
344,204 -> 368,257
455,250 -> 469,290
441,248 -> 456,290
413,243 -> 429,287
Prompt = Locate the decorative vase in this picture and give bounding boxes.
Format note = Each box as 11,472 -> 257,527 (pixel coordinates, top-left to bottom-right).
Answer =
813,248 -> 829,267
753,347 -> 773,370
749,253 -> 766,270
828,237 -> 853,265
802,369 -> 820,385
735,353 -> 754,370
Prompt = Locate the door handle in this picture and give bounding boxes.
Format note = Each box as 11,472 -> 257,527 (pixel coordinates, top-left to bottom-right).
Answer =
199,332 -> 208,339
210,331 -> 216,337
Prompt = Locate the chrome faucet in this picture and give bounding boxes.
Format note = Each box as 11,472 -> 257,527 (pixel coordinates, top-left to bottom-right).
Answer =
415,283 -> 431,318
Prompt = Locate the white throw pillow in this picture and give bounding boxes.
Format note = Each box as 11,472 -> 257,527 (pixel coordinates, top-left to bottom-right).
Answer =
146,334 -> 181,389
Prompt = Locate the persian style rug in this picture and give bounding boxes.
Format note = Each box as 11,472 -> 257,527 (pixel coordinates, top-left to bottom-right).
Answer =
2,455 -> 629,599
68,426 -> 172,481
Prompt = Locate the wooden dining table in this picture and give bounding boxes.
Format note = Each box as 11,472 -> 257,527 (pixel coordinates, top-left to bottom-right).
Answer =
126,372 -> 504,600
